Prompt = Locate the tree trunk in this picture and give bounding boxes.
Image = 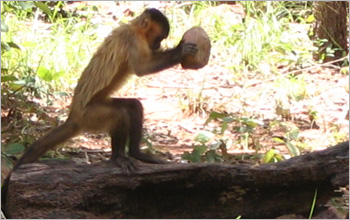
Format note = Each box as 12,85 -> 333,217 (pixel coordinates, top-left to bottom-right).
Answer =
3,141 -> 349,219
312,1 -> 349,64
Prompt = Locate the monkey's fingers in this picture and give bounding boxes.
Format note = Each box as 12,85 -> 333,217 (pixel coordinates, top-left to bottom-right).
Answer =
182,43 -> 198,56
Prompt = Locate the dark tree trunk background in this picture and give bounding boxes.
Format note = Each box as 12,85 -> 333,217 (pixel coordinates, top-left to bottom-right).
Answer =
3,141 -> 349,219
312,1 -> 349,64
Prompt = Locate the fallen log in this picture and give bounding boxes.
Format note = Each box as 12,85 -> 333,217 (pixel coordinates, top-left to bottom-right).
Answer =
4,141 -> 349,219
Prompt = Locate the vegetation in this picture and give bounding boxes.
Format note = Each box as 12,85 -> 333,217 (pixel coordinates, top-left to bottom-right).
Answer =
1,2 -> 348,168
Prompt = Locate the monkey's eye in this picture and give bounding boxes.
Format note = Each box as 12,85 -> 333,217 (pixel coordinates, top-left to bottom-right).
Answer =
155,37 -> 163,44
151,37 -> 163,50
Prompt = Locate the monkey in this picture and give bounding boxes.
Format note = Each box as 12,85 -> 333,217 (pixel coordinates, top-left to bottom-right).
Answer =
1,8 -> 197,213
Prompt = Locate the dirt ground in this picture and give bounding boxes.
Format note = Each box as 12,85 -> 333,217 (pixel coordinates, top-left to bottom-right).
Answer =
65,63 -> 348,161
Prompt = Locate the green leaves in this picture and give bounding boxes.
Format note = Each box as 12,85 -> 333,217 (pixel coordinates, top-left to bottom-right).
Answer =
195,131 -> 214,144
2,1 -> 34,14
37,66 -> 64,82
305,14 -> 315,23
205,111 -> 231,125
3,143 -> 25,155
285,141 -> 300,157
182,145 -> 223,163
273,127 -> 301,157
1,19 -> 21,54
1,20 -> 21,53
37,66 -> 54,82
7,76 -> 35,91
34,2 -> 52,16
205,150 -> 223,163
285,128 -> 300,157
1,75 -> 17,82
182,145 -> 207,163
262,149 -> 283,163
18,1 -> 35,11
1,20 -> 9,32
182,131 -> 223,163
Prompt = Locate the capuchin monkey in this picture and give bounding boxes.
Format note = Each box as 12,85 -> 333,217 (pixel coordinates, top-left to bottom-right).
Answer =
2,8 -> 197,213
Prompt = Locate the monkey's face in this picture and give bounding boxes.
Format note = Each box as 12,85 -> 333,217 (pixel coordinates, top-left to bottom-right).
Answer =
146,22 -> 168,51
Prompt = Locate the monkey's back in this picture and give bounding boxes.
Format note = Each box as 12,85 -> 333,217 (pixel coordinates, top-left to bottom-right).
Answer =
68,24 -> 140,119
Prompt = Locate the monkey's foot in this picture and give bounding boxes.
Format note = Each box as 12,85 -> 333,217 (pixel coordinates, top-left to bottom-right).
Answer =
110,156 -> 137,173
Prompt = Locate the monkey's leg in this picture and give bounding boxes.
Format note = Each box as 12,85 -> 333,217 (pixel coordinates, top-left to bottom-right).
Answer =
82,99 -> 164,172
113,98 -> 165,164
109,113 -> 137,172
81,101 -> 137,172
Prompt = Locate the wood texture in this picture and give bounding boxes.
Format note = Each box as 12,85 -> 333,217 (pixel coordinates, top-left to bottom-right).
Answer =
4,141 -> 348,219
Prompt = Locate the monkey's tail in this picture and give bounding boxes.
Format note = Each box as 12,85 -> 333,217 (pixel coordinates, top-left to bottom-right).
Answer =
1,121 -> 79,217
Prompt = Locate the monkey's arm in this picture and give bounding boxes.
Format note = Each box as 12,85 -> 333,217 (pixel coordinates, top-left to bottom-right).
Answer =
131,42 -> 197,76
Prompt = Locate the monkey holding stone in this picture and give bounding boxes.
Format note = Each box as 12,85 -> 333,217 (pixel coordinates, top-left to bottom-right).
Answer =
2,8 -> 198,209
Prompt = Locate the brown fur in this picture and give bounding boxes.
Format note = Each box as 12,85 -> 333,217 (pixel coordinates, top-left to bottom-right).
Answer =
70,24 -> 140,119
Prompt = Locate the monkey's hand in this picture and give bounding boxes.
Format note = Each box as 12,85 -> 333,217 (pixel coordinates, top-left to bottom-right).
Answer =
178,41 -> 198,57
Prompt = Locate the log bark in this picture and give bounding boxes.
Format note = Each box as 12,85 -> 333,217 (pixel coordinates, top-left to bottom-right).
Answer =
4,141 -> 349,219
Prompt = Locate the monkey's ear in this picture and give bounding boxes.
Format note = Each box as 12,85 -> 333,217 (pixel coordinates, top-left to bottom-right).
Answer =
140,18 -> 150,29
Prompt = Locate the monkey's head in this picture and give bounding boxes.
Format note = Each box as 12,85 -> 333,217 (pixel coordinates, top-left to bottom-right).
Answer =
135,8 -> 170,50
